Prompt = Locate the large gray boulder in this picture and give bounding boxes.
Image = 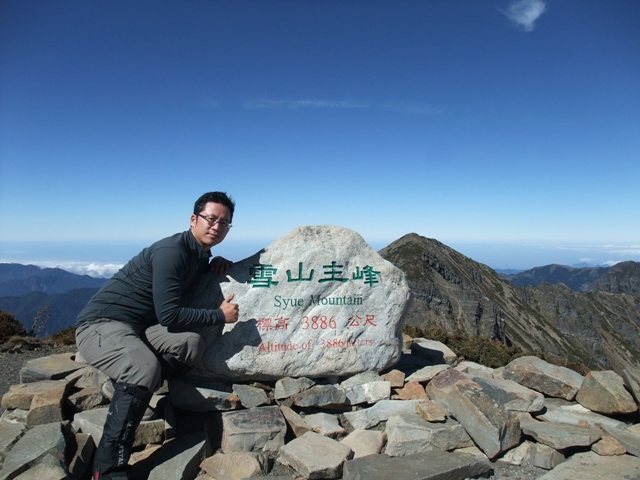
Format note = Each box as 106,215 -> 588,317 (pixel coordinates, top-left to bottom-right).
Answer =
188,225 -> 411,381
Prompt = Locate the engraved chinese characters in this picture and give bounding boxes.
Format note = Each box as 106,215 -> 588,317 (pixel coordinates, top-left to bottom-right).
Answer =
187,225 -> 411,381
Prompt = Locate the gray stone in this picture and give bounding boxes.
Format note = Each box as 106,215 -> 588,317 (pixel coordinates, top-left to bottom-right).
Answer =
340,371 -> 383,388
342,450 -> 491,480
603,425 -> 640,457
0,421 -> 26,460
274,377 -> 315,399
147,432 -> 209,480
278,431 -> 353,479
199,452 -> 266,480
65,365 -> 109,389
0,423 -> 65,480
291,384 -> 346,409
25,381 -> 72,427
232,383 -> 271,408
340,430 -> 386,458
384,414 -> 473,457
537,451 -> 640,480
27,380 -> 70,427
279,405 -> 313,437
576,370 -> 638,415
19,353 -> 83,383
304,412 -> 345,438
406,364 -> 451,383
411,338 -> 457,366
12,453 -> 67,480
1,380 -> 68,411
221,406 -> 287,453
536,400 -> 627,430
529,443 -> 565,470
424,368 -> 469,412
342,399 -> 423,430
498,440 -> 533,466
0,409 -> 28,424
502,356 -> 584,400
67,385 -> 108,412
472,375 -> 545,413
520,417 -> 601,450
455,361 -> 494,377
343,380 -> 390,405
189,225 -> 411,381
621,367 -> 640,405
442,377 -> 521,459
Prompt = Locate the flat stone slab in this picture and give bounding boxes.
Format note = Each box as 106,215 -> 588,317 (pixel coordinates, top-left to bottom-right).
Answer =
536,400 -> 628,430
1,380 -> 68,410
147,432 -> 208,480
342,451 -> 491,480
384,414 -> 472,457
188,225 -> 411,381
19,353 -> 83,383
520,417 -> 601,450
221,406 -> 287,453
537,451 -> 640,479
278,431 -> 353,479
343,399 -> 423,430
502,356 -> 584,401
0,423 -> 65,480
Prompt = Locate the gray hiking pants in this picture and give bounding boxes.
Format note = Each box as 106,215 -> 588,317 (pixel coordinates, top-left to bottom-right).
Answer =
75,319 -> 204,391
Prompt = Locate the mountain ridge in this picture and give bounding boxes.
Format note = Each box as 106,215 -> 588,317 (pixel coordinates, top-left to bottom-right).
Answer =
378,233 -> 640,375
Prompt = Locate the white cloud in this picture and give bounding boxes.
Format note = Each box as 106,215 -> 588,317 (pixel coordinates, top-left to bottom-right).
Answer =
501,0 -> 547,32
242,99 -> 369,110
26,261 -> 122,278
602,260 -> 623,267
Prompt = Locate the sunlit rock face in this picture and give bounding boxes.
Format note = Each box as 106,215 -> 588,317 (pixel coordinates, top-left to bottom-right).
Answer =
187,225 -> 411,381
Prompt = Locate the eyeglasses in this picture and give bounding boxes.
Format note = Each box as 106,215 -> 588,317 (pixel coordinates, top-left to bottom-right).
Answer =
196,214 -> 232,229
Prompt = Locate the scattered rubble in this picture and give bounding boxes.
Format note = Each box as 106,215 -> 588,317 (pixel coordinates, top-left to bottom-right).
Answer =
2,337 -> 640,479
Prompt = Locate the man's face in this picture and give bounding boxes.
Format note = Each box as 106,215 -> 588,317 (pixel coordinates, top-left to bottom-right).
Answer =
190,201 -> 232,249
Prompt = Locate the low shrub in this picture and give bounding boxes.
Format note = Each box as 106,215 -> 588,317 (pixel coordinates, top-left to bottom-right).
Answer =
0,310 -> 28,343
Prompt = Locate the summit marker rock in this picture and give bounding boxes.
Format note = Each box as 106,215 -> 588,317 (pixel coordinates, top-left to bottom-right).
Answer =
187,225 -> 411,381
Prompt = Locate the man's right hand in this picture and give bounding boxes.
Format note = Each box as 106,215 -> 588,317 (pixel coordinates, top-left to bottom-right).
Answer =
220,293 -> 239,324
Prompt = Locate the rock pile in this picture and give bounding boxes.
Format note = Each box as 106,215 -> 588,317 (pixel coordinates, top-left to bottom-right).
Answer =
2,338 -> 640,480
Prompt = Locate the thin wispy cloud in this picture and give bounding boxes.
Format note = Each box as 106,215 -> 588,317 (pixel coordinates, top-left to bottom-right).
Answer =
501,0 -> 547,32
380,102 -> 451,116
242,99 -> 369,110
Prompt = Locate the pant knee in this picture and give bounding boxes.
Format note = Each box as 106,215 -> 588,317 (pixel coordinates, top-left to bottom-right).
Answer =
174,333 -> 204,367
121,357 -> 162,392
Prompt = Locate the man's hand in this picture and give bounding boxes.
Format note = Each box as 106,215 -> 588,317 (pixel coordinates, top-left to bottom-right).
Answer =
220,293 -> 239,324
210,256 -> 233,276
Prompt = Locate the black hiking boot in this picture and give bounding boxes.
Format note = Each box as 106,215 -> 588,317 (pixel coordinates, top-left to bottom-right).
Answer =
92,382 -> 152,480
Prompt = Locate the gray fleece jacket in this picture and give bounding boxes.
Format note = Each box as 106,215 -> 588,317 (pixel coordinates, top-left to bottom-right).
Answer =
75,230 -> 225,329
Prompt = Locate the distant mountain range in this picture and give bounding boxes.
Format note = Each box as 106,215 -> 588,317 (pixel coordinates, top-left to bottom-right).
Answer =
0,263 -> 106,336
1,249 -> 640,374
379,234 -> 640,374
0,263 -> 106,296
499,262 -> 640,294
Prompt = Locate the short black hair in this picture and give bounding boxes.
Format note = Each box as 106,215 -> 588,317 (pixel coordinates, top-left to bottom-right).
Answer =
193,192 -> 235,222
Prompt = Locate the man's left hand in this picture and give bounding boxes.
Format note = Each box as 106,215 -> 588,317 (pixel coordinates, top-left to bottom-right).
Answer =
210,256 -> 233,276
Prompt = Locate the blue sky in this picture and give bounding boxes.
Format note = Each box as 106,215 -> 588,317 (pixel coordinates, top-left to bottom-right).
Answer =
1,0 -> 639,277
